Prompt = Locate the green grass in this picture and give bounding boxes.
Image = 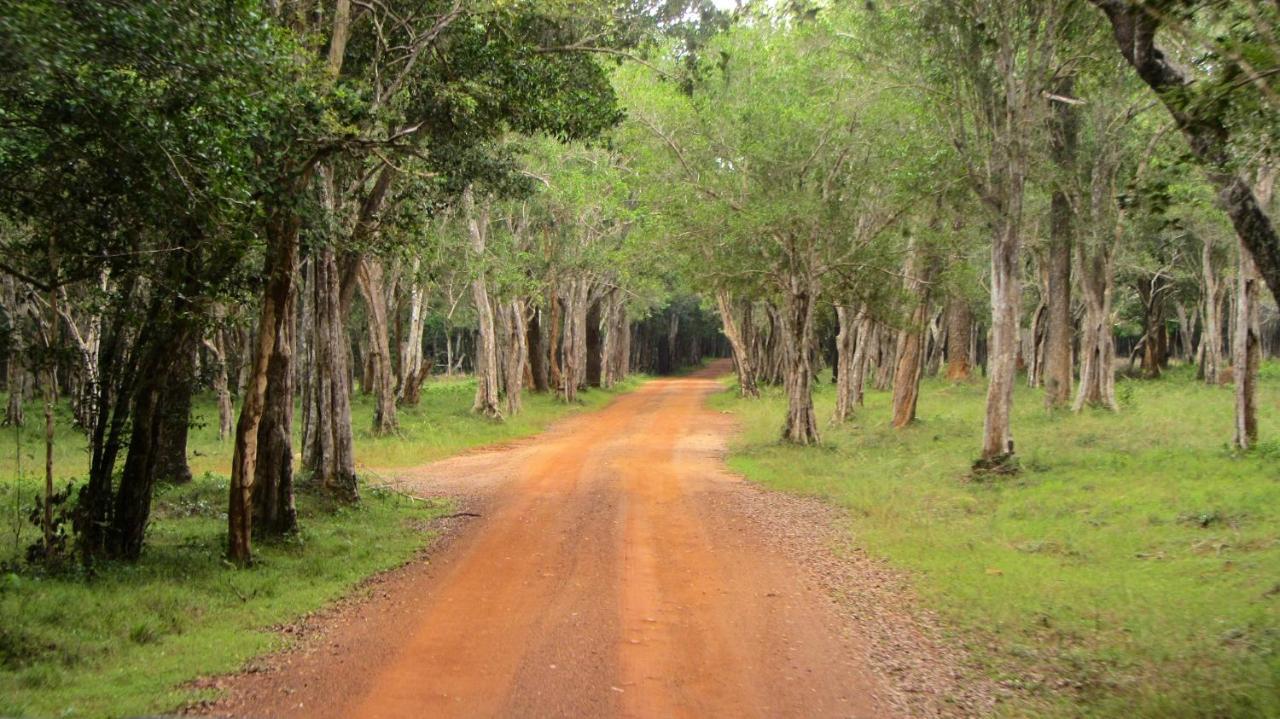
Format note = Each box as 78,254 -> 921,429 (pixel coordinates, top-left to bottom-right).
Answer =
0,376 -> 644,718
711,364 -> 1280,718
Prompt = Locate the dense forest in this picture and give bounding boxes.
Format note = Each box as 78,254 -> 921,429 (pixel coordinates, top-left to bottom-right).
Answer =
1,1 -> 1278,717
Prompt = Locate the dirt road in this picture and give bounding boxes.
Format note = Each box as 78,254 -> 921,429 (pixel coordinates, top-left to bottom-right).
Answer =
207,362 -> 895,718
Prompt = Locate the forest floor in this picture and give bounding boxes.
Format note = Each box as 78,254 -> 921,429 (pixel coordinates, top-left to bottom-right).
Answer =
199,360 -> 989,719
0,377 -> 643,718
712,364 -> 1280,718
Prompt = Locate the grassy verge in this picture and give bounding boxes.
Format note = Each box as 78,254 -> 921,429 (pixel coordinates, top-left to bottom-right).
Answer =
710,365 -> 1280,718
0,376 -> 643,718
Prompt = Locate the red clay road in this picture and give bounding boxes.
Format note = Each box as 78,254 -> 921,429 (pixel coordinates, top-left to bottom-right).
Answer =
210,361 -> 893,718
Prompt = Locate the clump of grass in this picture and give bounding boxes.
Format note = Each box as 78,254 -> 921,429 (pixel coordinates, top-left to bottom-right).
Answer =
712,364 -> 1280,718
0,475 -> 448,718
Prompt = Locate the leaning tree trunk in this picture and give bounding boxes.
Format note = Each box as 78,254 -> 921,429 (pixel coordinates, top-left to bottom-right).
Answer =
1091,2 -> 1280,311
716,289 -> 759,398
301,247 -> 358,503
891,243 -> 935,428
358,257 -> 397,434
780,270 -> 820,445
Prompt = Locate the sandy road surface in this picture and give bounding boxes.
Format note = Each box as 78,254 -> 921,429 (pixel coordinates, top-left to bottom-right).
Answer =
205,362 -> 895,718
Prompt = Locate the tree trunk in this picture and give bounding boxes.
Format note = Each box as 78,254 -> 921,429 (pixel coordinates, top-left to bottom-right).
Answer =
1044,76 -> 1077,407
527,303 -> 549,392
891,241 -> 935,428
358,257 -> 397,434
1174,302 -> 1196,362
832,305 -> 861,422
780,272 -> 820,445
301,247 -> 358,503
1235,166 -> 1273,449
1201,239 -> 1226,383
716,289 -> 759,398
548,288 -> 563,391
399,266 -> 429,402
110,332 -> 191,560
464,188 -> 502,418
981,212 -> 1022,463
1091,2 -> 1280,310
559,279 -> 591,401
945,296 -> 973,381
585,299 -> 603,387
500,298 -> 528,416
896,299 -> 936,427
228,199 -> 301,564
1073,241 -> 1119,412
206,331 -> 234,441
3,276 -> 27,428
251,307 -> 298,535
154,345 -> 194,485
1138,274 -> 1167,378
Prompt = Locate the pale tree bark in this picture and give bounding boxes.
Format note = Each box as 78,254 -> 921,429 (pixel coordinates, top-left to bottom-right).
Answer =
1173,302 -> 1195,362
891,243 -> 935,429
1073,232 -> 1120,412
398,265 -> 430,403
850,314 -> 875,409
832,304 -> 863,423
301,248 -> 358,501
1235,165 -> 1273,449
560,279 -> 591,401
464,187 -> 502,418
1044,76 -> 1078,408
358,257 -> 397,434
924,309 -> 944,378
716,289 -> 759,397
600,289 -> 629,389
204,330 -> 234,441
982,210 -> 1023,463
1201,238 -> 1227,383
499,298 -> 528,416
547,286 -> 563,391
780,267 -> 821,445
945,295 -> 974,381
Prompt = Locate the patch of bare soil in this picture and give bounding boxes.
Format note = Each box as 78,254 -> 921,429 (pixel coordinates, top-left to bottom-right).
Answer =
195,362 -> 990,718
